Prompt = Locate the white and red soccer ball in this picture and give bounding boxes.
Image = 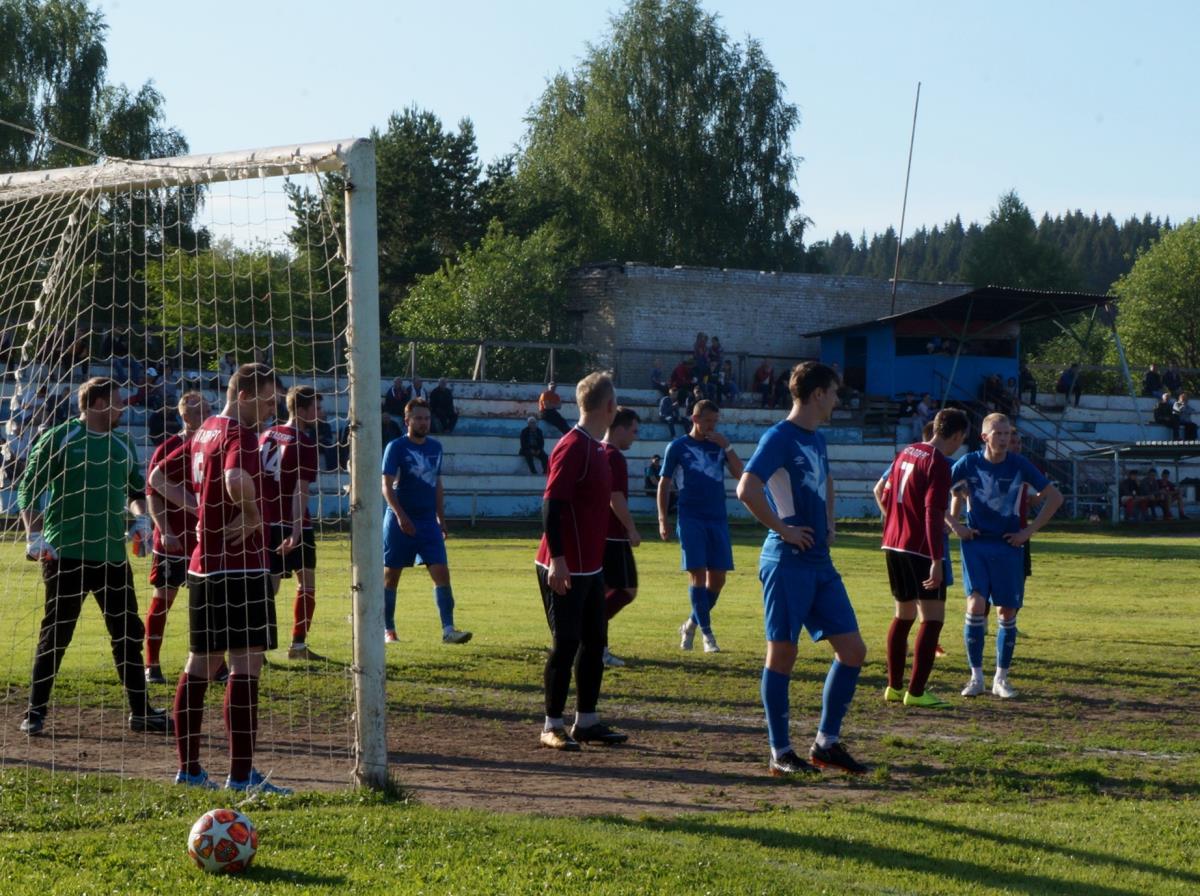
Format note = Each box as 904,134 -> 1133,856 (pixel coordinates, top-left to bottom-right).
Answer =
187,808 -> 257,874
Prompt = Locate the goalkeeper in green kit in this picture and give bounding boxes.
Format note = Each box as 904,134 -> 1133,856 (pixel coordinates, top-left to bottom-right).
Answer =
17,377 -> 172,736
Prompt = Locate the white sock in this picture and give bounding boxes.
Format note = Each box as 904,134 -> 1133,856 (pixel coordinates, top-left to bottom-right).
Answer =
290,642 -> 305,650
575,711 -> 598,728
543,716 -> 563,732
995,667 -> 1009,682
443,624 -> 456,635
682,618 -> 696,632
815,731 -> 837,749
970,667 -> 984,681
771,744 -> 794,760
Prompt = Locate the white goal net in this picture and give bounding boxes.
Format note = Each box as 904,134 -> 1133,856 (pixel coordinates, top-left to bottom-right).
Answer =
0,139 -> 386,798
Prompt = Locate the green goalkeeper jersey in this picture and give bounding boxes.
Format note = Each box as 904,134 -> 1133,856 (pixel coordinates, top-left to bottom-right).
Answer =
17,419 -> 144,563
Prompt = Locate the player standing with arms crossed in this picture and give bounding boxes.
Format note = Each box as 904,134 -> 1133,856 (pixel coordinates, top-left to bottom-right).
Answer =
18,377 -> 170,736
535,373 -> 628,750
600,406 -> 641,667
948,413 -> 1063,699
151,362 -> 292,793
658,399 -> 743,653
737,362 -> 869,776
260,385 -> 324,660
144,391 -> 211,684
880,408 -> 969,708
381,397 -> 472,645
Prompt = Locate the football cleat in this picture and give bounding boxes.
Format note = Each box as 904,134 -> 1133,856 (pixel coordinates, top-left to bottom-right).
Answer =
213,664 -> 230,683
991,677 -> 1018,699
175,768 -> 219,790
883,685 -> 904,703
287,644 -> 326,661
809,741 -> 869,775
539,726 -> 581,752
19,711 -> 44,735
225,768 -> 293,795
679,619 -> 696,651
961,677 -> 986,697
442,628 -> 472,645
570,722 -> 628,745
129,708 -> 174,734
145,665 -> 167,684
384,630 -> 400,645
602,647 -> 626,667
769,750 -> 819,777
903,690 -> 951,709
934,644 -> 948,657
702,634 -> 721,653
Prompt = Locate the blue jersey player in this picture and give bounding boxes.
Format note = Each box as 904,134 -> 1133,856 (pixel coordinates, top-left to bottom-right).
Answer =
657,399 -> 743,653
381,398 -> 472,646
737,362 -> 869,777
947,413 -> 1062,699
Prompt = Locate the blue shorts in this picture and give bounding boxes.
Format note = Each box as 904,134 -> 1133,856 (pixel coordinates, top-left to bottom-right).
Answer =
960,538 -> 1024,608
759,560 -> 858,644
677,516 -> 734,571
383,517 -> 447,569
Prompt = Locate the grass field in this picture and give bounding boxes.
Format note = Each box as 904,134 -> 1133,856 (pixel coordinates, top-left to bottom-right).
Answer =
1,524 -> 1198,894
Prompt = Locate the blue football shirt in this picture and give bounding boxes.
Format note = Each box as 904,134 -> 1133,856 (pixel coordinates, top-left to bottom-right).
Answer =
744,419 -> 831,566
661,435 -> 728,521
383,435 -> 442,521
949,450 -> 1049,538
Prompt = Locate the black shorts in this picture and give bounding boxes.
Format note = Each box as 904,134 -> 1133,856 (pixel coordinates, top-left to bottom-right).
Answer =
1023,541 -> 1032,579
187,572 -> 277,653
149,552 -> 188,589
885,550 -> 947,602
602,539 -> 638,590
268,525 -> 317,577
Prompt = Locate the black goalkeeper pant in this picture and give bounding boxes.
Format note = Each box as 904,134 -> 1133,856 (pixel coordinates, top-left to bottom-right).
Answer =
27,558 -> 149,718
537,567 -> 606,719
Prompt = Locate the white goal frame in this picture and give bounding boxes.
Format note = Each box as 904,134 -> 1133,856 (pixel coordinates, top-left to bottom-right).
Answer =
0,139 -> 387,790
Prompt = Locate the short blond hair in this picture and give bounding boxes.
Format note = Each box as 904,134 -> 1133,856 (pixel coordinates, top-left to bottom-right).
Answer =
576,372 -> 615,412
982,412 -> 1010,432
176,389 -> 206,415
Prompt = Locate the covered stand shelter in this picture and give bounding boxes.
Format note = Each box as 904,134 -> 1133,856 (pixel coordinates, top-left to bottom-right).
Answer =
1073,442 -> 1200,524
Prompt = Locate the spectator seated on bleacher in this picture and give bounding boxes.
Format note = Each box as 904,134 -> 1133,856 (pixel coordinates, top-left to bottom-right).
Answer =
917,392 -> 937,430
771,372 -> 790,409
649,358 -> 669,396
658,391 -> 680,438
897,391 -> 920,442
1143,364 -> 1164,397
752,360 -> 774,408
1158,469 -> 1189,519
1056,364 -> 1083,408
644,453 -> 677,512
409,375 -> 430,402
1119,469 -> 1148,522
1140,469 -> 1171,520
0,417 -> 37,486
429,378 -> 458,433
1173,392 -> 1197,440
1019,362 -> 1037,406
670,356 -> 694,394
718,360 -> 738,407
381,402 -> 403,447
382,376 -> 410,417
518,416 -> 548,475
538,382 -> 571,435
1153,392 -> 1181,438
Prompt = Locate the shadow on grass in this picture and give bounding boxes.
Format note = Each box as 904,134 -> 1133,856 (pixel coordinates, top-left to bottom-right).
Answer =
607,816 -> 1156,896
244,867 -> 346,885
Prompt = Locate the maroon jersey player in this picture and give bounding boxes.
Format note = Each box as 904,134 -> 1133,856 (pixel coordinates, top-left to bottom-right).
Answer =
259,385 -> 322,661
600,407 -> 642,667
150,362 -> 292,794
880,408 -> 969,708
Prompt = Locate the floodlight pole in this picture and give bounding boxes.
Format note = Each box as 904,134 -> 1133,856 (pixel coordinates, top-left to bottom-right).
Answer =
890,82 -> 921,317
342,139 -> 387,791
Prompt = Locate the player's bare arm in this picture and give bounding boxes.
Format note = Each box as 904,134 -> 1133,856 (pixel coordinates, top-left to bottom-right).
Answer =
381,472 -> 416,536
436,476 -> 448,538
148,465 -> 198,514
147,491 -> 184,556
610,490 -> 641,547
224,468 -> 261,547
656,476 -> 672,541
947,491 -> 977,539
873,478 -> 888,517
736,471 -> 815,549
710,431 -> 745,479
1004,482 -> 1064,546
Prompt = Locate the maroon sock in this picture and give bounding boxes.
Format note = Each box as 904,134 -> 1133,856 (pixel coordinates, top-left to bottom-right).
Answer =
144,595 -> 169,667
909,620 -> 945,696
173,672 -> 209,776
224,674 -> 259,782
604,588 -> 635,621
886,616 -> 915,689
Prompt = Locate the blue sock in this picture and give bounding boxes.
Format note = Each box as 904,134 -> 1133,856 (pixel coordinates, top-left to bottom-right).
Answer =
433,585 -> 455,629
384,588 -> 397,632
996,616 -> 1017,669
761,667 -> 791,752
689,585 -> 711,635
964,613 -> 986,670
817,659 -> 861,741
706,588 -> 720,614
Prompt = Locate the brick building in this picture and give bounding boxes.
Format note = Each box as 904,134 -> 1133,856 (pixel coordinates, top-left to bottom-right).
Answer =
565,262 -> 967,389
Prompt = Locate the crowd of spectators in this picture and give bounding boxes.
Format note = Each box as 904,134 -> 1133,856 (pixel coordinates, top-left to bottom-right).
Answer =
1120,467 -> 1188,521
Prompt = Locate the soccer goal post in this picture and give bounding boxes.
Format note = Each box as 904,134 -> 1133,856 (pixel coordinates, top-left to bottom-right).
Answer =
0,139 -> 387,791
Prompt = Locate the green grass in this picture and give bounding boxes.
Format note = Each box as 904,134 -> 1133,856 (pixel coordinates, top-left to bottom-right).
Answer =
1,525 -> 1198,893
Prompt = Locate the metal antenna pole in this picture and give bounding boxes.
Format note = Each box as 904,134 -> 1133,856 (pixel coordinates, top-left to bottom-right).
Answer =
890,82 -> 921,316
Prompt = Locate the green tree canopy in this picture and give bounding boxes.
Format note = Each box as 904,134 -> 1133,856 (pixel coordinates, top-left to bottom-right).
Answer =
962,191 -> 1079,290
1113,219 -> 1200,374
517,0 -> 806,269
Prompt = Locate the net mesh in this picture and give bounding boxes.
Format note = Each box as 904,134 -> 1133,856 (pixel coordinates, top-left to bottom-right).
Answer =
0,151 -> 359,798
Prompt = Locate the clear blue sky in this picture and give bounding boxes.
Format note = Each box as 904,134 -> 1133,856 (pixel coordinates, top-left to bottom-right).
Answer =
96,0 -> 1199,244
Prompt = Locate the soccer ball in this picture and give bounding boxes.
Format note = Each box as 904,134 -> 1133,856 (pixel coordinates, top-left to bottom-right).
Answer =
187,808 -> 258,874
